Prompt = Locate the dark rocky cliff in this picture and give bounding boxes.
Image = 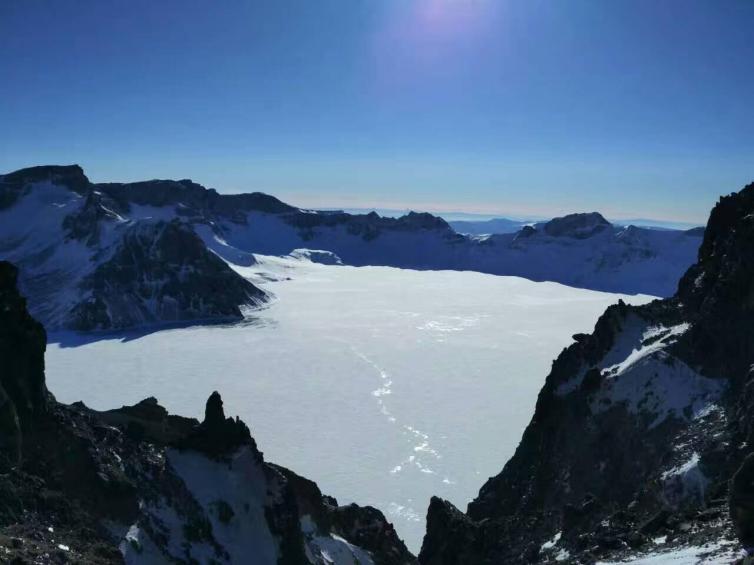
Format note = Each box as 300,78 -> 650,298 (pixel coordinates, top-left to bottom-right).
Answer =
420,183 -> 754,564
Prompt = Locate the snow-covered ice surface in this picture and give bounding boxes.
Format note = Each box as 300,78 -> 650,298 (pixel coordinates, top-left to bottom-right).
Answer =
46,257 -> 653,551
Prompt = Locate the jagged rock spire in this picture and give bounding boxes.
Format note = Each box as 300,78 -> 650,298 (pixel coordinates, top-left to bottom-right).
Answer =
204,390 -> 225,425
177,391 -> 257,459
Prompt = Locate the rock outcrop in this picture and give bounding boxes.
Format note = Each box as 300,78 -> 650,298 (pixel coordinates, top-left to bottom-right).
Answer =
67,220 -> 265,331
420,183 -> 754,564
0,260 -> 414,564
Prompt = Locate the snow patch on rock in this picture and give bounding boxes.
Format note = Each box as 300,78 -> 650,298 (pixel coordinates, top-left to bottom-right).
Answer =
557,315 -> 725,429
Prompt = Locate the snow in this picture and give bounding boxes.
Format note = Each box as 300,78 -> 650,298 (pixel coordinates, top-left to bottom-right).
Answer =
541,531 -> 562,551
596,538 -> 744,564
0,181 -> 95,325
288,248 -> 344,265
661,452 -> 709,506
46,258 -> 652,551
604,323 -> 690,379
589,319 -> 725,428
300,515 -> 375,565
120,522 -> 174,565
556,314 -> 725,429
662,453 -> 702,480
117,446 -> 281,564
167,447 -> 280,563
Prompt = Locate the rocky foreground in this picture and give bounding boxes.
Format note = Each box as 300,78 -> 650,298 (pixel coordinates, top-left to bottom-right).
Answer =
0,261 -> 414,564
420,183 -> 754,563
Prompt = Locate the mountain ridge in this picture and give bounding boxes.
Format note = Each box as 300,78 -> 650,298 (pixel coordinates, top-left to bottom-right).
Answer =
1,165 -> 704,333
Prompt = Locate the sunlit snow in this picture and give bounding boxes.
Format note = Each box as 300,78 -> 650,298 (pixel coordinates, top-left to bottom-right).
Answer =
46,257 -> 653,551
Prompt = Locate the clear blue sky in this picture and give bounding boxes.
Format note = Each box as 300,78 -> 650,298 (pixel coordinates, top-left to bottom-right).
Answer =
2,1 -> 753,222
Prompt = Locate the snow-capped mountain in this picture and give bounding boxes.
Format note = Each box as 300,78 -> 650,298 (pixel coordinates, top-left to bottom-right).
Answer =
0,166 -> 266,330
419,182 -> 754,564
0,260 -> 415,564
1,165 -> 702,331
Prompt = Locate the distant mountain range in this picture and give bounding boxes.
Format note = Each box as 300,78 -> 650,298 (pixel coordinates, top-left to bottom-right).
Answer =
1,165 -> 703,330
449,216 -> 704,235
447,217 -> 531,235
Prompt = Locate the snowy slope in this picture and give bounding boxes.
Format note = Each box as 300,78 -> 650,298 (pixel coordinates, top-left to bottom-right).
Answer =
117,443 -> 388,565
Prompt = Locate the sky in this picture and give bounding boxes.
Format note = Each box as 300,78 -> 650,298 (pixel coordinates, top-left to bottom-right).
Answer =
2,0 -> 754,223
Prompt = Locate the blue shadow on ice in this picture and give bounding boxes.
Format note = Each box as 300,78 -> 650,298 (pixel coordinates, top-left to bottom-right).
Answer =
47,317 -> 273,348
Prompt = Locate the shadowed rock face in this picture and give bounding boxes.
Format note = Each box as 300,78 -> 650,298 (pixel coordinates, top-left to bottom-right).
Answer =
0,262 -> 49,467
420,183 -> 754,564
0,261 -> 415,564
67,219 -> 267,331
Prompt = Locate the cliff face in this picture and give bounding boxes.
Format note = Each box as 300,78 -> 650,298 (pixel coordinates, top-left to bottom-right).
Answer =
0,262 -> 49,467
420,184 -> 754,564
0,260 -> 415,564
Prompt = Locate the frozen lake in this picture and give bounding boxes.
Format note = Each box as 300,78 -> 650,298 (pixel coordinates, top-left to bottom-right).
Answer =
46,257 -> 654,552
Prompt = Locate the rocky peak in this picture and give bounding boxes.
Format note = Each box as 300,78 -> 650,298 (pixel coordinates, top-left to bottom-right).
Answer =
177,391 -> 257,459
513,224 -> 537,241
94,177 -> 298,218
0,164 -> 90,210
2,164 -> 90,193
678,182 -> 754,313
543,212 -> 611,239
676,181 -> 754,384
96,178 -> 212,212
396,211 -> 452,231
204,390 -> 226,425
